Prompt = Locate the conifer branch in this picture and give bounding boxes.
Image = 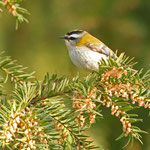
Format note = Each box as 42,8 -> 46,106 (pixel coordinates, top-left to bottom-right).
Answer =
0,52 -> 34,85
35,97 -> 97,149
0,52 -> 150,149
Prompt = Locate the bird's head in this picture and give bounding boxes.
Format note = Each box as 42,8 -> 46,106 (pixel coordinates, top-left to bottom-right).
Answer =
59,29 -> 101,52
59,30 -> 86,47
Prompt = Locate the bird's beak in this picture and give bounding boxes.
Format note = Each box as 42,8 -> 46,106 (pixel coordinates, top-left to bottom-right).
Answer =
58,36 -> 68,40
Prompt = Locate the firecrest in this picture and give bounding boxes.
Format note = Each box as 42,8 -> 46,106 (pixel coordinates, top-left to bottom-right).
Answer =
59,30 -> 115,71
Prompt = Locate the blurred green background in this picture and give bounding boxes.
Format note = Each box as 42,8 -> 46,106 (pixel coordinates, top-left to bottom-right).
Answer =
0,0 -> 150,149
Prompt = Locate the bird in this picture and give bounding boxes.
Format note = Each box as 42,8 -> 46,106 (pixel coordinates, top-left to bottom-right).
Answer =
59,30 -> 115,71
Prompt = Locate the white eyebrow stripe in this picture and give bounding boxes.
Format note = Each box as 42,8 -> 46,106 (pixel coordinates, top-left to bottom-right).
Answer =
68,33 -> 83,39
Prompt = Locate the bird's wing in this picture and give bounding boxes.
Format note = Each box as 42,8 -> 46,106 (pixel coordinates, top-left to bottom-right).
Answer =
86,42 -> 114,57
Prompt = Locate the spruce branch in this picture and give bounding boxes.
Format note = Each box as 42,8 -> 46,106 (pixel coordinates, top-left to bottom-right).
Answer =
35,96 -> 97,150
31,73 -> 71,104
32,73 -> 97,149
0,52 -> 34,85
95,53 -> 150,145
0,52 -> 150,149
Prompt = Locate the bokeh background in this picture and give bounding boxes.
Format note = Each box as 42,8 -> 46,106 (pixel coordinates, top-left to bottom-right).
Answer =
0,0 -> 150,149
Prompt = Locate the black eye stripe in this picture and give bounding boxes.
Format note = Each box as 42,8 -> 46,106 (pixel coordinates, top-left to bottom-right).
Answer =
69,37 -> 77,40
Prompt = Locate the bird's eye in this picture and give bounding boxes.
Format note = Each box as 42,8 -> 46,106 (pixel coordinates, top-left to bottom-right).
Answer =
69,37 -> 77,40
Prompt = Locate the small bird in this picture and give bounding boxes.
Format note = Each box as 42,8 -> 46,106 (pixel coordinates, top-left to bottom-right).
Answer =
59,30 -> 115,71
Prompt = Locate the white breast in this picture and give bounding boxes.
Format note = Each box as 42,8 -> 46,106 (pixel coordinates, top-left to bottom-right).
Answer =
67,46 -> 107,71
